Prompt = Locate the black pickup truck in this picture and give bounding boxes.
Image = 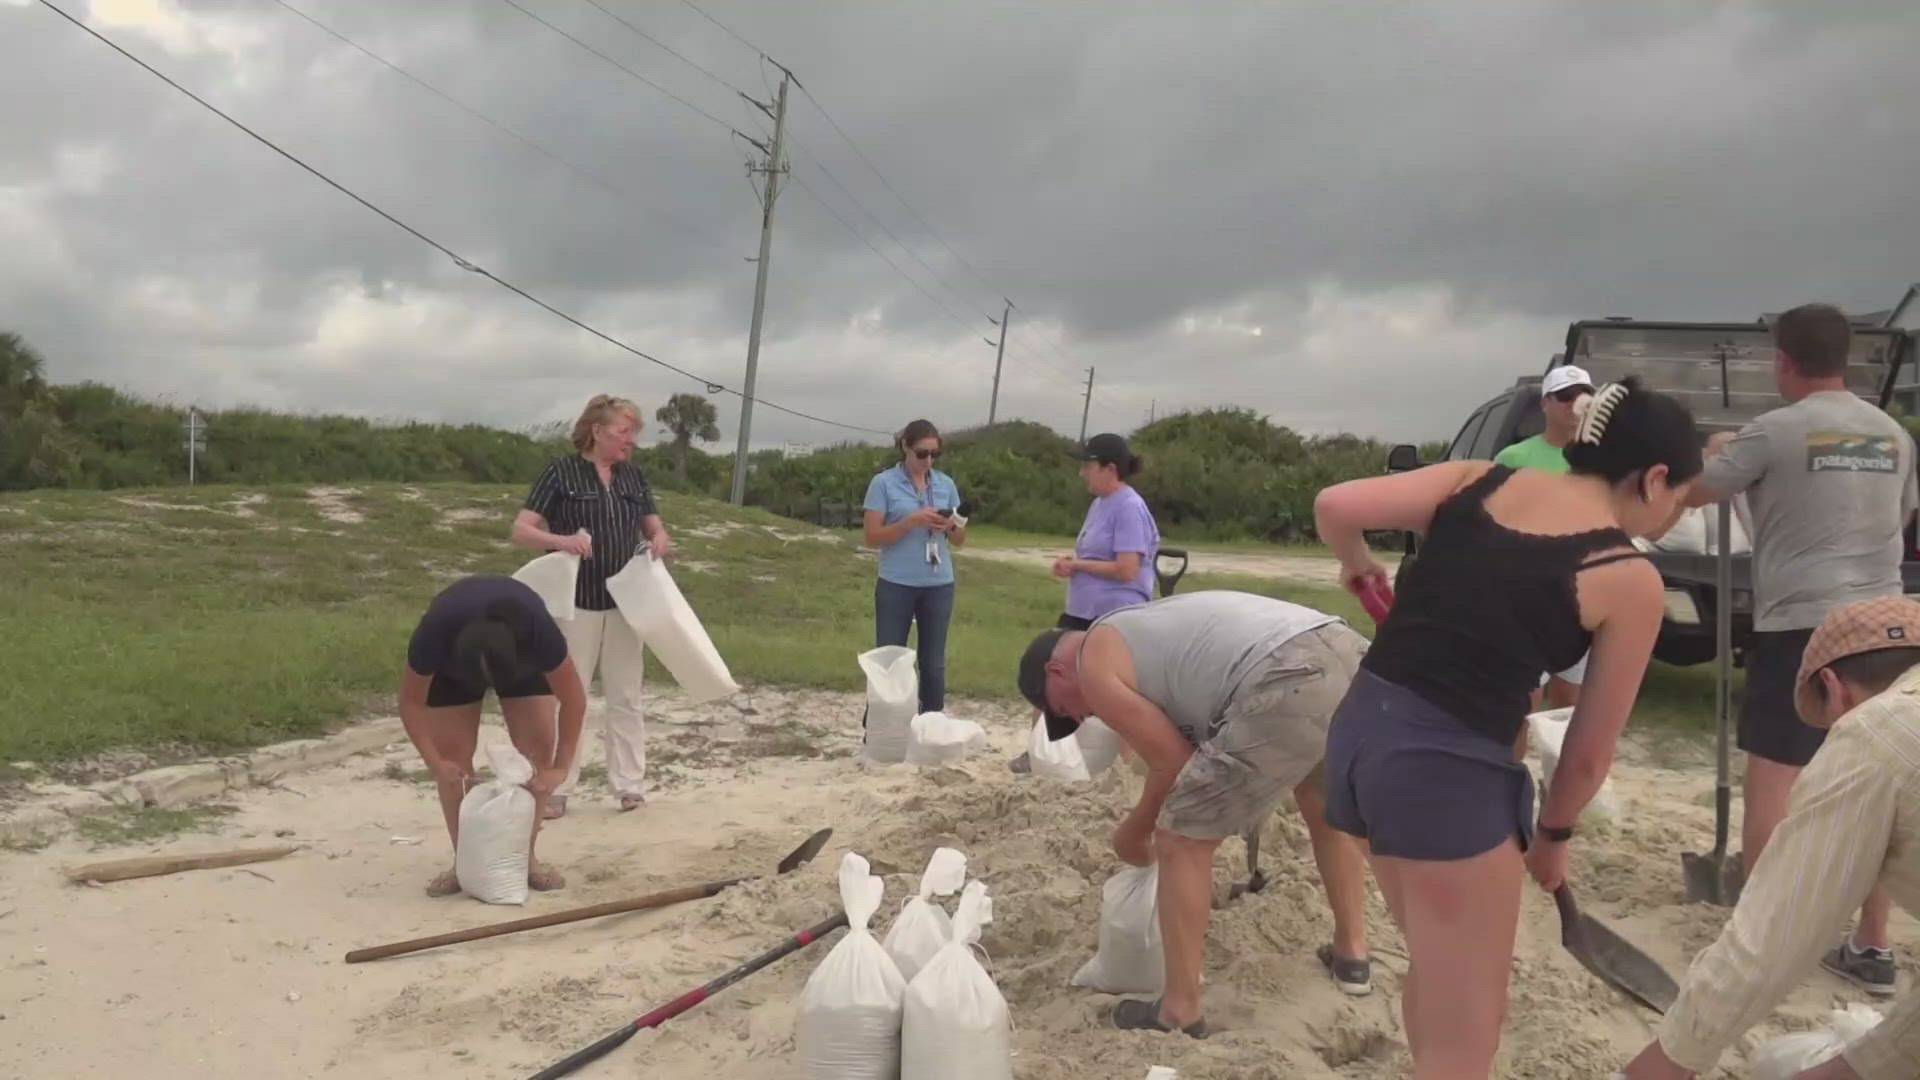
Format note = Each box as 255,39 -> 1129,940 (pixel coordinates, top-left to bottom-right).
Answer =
1386,318 -> 1920,667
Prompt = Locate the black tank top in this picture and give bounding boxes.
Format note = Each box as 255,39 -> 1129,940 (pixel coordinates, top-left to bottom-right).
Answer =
1361,465 -> 1648,746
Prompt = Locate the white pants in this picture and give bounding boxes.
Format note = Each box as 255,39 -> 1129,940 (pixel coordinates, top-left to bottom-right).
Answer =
557,608 -> 647,799
1538,650 -> 1589,688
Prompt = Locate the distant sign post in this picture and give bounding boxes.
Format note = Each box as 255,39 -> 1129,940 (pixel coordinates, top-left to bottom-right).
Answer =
183,407 -> 206,486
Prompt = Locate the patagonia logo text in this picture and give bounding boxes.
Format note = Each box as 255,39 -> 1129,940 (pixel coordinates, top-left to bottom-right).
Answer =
1806,432 -> 1899,474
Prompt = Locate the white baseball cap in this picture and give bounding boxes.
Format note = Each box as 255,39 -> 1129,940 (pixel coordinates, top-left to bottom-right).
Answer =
1541,365 -> 1595,397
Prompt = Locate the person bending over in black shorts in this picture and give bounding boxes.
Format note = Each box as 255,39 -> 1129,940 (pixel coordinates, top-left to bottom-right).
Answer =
401,575 -> 587,896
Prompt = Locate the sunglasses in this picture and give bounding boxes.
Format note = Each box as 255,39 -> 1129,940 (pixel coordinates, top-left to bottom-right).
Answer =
913,448 -> 943,460
1550,387 -> 1592,404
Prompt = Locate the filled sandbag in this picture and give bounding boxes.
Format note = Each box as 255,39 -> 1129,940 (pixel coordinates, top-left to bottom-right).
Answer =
905,713 -> 989,767
1527,708 -> 1620,826
511,550 -> 579,622
859,646 -> 919,766
883,847 -> 968,982
1075,716 -> 1124,777
454,741 -> 537,905
902,881 -> 1009,1080
1027,714 -> 1091,781
1749,1003 -> 1883,1080
796,852 -> 908,1079
1071,864 -> 1164,994
604,553 -> 740,704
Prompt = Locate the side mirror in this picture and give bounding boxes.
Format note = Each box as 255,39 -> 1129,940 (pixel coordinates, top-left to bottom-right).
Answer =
1386,444 -> 1421,473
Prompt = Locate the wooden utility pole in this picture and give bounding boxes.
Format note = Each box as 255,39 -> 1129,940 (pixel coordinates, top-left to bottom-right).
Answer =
984,299 -> 1011,425
1078,367 -> 1095,444
727,69 -> 792,506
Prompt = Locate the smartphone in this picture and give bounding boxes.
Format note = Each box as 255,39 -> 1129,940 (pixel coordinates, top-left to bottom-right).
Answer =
936,508 -> 954,518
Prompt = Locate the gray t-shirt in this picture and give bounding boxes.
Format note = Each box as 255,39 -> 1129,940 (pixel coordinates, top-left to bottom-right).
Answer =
1702,390 -> 1919,631
1086,591 -> 1340,746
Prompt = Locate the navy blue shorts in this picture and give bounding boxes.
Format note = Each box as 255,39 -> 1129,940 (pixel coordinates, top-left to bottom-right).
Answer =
1738,628 -> 1826,768
1323,668 -> 1536,861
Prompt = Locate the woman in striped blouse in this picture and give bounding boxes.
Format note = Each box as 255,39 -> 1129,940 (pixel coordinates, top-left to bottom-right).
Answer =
512,394 -> 673,818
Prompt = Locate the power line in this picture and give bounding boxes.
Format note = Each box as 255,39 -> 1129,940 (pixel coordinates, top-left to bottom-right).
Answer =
577,0 -> 749,98
268,0 -> 739,255
497,0 -> 743,134
677,0 -> 763,58
36,0 -> 886,437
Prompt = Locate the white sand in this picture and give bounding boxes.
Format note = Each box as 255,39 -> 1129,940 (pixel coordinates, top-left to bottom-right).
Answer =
2,689 -> 1910,1078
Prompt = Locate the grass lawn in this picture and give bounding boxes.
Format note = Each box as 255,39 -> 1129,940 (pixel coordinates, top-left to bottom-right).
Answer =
0,483 -> 1723,770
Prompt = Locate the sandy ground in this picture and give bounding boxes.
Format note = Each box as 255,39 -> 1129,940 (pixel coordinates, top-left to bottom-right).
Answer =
960,545 -> 1399,588
3,689 -> 1912,1079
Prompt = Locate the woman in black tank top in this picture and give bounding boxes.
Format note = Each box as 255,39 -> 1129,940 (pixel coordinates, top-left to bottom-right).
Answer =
1312,378 -> 1703,1078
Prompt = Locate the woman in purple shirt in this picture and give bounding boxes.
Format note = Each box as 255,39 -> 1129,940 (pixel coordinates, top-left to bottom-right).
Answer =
1052,433 -> 1161,628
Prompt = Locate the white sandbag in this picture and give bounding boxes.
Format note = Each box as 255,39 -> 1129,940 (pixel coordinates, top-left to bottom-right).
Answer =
1527,708 -> 1619,827
1651,501 -> 1752,556
1075,716 -> 1124,777
1145,1069 -> 1178,1080
884,847 -> 968,981
860,646 -> 919,766
605,553 -> 740,704
454,741 -> 536,905
902,881 -> 1009,1080
1748,1003 -> 1883,1080
1028,714 -> 1091,781
511,550 -> 579,622
797,853 -> 908,1080
1071,864 -> 1164,994
905,713 -> 989,767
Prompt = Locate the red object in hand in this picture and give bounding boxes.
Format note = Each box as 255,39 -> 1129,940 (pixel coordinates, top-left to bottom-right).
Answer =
1358,579 -> 1395,625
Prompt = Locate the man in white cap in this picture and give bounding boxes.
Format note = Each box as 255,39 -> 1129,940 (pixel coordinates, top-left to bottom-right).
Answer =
1496,363 -> 1598,710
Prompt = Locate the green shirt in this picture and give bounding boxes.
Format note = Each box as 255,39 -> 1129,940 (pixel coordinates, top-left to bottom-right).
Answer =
1493,434 -> 1570,473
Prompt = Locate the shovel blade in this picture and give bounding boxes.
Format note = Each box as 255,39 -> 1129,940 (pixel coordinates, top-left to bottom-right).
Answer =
1681,851 -> 1745,906
1569,913 -> 1680,1013
777,828 -> 834,875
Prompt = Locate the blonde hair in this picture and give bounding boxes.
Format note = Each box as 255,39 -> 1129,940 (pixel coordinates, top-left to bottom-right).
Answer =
570,394 -> 642,453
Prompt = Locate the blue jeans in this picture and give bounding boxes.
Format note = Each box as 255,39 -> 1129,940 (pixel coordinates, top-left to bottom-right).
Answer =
874,578 -> 955,714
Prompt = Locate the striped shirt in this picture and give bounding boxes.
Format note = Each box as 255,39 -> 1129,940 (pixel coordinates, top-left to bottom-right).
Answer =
523,454 -> 661,612
1655,663 -> 1920,1079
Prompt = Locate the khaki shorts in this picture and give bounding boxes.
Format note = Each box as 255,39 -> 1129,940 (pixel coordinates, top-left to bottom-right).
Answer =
1156,623 -> 1369,840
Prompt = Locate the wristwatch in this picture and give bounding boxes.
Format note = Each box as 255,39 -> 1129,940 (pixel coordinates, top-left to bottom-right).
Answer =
1537,822 -> 1575,842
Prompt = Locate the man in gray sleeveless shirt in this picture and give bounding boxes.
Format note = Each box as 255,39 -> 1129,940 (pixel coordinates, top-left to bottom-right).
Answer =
1017,589 -> 1374,1035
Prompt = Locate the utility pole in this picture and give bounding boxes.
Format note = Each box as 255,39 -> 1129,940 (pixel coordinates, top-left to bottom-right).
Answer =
182,406 -> 206,486
1078,367 -> 1095,444
983,299 -> 1011,426
728,69 -> 792,506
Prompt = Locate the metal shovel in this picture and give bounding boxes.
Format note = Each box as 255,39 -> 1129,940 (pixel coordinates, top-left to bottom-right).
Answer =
1555,883 -> 1678,1012
1224,824 -> 1267,904
1682,503 -> 1746,906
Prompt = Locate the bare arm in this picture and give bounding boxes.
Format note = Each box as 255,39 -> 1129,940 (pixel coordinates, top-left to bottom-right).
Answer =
1314,460 -> 1491,568
398,666 -> 460,776
1537,558 -> 1664,830
864,508 -> 929,549
511,508 -> 574,552
1070,551 -> 1143,582
1081,628 -> 1195,842
546,656 -> 587,773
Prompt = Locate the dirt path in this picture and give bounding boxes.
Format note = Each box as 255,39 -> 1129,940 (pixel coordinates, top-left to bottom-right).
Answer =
0,691 -> 1902,1078
960,545 -> 1398,588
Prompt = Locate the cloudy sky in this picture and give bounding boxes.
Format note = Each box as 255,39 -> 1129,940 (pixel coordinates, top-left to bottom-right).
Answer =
4,0 -> 1917,451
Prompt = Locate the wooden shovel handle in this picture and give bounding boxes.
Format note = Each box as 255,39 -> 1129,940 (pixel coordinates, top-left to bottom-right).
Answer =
344,877 -> 743,963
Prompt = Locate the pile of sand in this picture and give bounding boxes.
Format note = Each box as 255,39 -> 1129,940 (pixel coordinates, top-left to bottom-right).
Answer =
3,688 -> 1909,1078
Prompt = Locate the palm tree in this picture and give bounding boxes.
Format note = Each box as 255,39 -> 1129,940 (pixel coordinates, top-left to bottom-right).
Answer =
655,392 -> 721,478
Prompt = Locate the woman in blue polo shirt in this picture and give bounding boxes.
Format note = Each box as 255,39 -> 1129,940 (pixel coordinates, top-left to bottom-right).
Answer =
862,418 -> 966,713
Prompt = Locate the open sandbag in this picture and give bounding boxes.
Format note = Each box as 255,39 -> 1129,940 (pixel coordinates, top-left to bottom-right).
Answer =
902,881 -> 1009,1080
796,852 -> 907,1080
1071,863 -> 1163,994
605,552 -> 739,704
883,847 -> 967,981
905,713 -> 988,767
1749,1003 -> 1883,1080
1027,714 -> 1091,781
454,741 -> 536,905
1075,716 -> 1124,777
859,646 -> 918,766
511,550 -> 579,622
1527,708 -> 1620,827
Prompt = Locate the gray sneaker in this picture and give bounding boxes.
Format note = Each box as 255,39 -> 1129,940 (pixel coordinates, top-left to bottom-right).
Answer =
1318,944 -> 1372,997
1008,751 -> 1032,774
1822,941 -> 1897,998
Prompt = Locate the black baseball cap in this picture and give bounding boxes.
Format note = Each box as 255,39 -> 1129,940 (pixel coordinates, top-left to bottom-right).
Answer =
1017,629 -> 1081,740
1079,433 -> 1131,466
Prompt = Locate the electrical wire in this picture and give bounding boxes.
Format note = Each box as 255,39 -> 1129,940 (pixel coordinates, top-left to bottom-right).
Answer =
576,0 -> 749,98
36,0 -> 887,436
496,0 -> 743,135
268,0 -> 740,255
677,0 -> 763,58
